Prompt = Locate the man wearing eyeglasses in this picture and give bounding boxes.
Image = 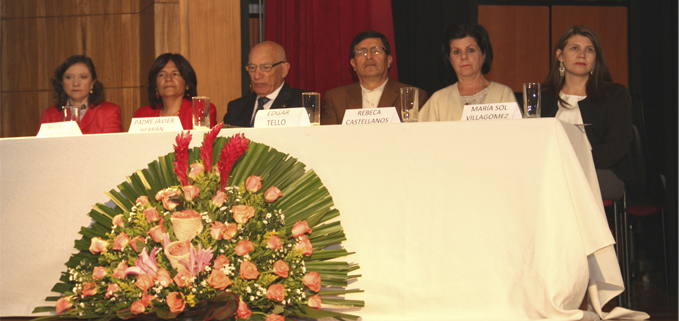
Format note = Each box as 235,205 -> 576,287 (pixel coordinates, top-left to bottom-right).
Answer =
224,41 -> 305,127
321,30 -> 427,125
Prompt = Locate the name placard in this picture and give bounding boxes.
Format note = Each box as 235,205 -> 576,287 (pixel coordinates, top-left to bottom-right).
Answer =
253,108 -> 310,128
460,102 -> 522,121
128,117 -> 184,133
342,107 -> 400,125
37,121 -> 83,137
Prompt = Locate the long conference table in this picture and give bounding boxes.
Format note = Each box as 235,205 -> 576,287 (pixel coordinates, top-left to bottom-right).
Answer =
0,119 -> 648,320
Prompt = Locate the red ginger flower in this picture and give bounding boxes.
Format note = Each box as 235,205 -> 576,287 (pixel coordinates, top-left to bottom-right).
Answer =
200,122 -> 223,173
173,131 -> 193,186
217,133 -> 250,191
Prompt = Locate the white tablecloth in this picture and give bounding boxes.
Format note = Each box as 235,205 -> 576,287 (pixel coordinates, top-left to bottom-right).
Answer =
0,119 -> 647,320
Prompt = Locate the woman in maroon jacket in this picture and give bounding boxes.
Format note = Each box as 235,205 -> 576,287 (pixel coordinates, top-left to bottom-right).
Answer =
134,53 -> 216,129
39,55 -> 123,134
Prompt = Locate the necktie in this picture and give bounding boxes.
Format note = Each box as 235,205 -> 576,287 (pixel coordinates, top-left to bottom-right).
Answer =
252,96 -> 270,126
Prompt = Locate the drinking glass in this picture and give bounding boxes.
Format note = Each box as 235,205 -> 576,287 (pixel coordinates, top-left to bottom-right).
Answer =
523,83 -> 541,118
62,105 -> 80,123
400,87 -> 419,122
302,92 -> 321,126
192,96 -> 210,129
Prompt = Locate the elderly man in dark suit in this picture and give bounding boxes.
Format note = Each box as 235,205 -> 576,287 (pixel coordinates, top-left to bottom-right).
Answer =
321,31 -> 427,125
224,41 -> 305,127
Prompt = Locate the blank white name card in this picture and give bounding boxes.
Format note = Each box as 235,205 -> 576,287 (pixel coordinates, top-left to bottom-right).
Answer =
128,117 -> 184,133
342,107 -> 400,125
461,102 -> 522,121
37,121 -> 83,137
254,108 -> 310,128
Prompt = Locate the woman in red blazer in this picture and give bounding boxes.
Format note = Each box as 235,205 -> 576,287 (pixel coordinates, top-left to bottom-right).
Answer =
134,53 -> 216,130
39,55 -> 123,134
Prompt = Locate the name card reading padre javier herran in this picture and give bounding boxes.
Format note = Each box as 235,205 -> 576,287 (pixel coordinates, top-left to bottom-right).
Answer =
460,102 -> 522,121
342,107 -> 400,125
253,108 -> 310,128
37,121 -> 83,137
128,116 -> 184,133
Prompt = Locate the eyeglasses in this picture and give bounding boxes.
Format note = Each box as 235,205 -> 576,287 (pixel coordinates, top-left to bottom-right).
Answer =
353,46 -> 386,57
245,61 -> 284,73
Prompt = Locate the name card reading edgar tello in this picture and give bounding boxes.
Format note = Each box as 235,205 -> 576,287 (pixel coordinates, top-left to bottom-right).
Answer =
253,108 -> 310,128
460,102 -> 522,121
37,121 -> 83,137
342,107 -> 400,125
128,117 -> 184,133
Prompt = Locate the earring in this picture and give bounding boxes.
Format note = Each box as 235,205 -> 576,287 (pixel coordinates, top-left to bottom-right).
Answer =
559,61 -> 565,77
89,89 -> 93,94
590,64 -> 595,75
155,90 -> 159,99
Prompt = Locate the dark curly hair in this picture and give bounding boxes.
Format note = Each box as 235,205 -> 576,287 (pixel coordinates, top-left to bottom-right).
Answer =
51,55 -> 104,111
442,23 -> 494,75
147,53 -> 198,109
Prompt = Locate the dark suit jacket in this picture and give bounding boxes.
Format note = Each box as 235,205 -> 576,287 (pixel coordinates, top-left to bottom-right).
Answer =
223,82 -> 306,127
541,83 -> 634,180
321,78 -> 428,125
39,101 -> 123,134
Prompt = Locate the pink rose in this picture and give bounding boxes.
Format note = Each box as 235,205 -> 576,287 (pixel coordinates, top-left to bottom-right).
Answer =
232,205 -> 255,224
148,225 -> 166,243
223,223 -> 238,240
273,260 -> 289,278
266,314 -> 285,321
82,282 -> 97,297
295,235 -> 313,257
136,196 -> 149,206
135,274 -> 154,292
112,214 -> 125,228
264,186 -> 283,202
237,300 -> 251,319
166,292 -> 186,313
112,232 -> 130,251
168,240 -> 191,256
212,190 -> 227,206
55,296 -> 73,315
89,237 -> 108,254
155,268 -> 173,287
210,221 -> 226,240
155,189 -> 165,201
182,185 -> 200,201
130,300 -> 146,314
129,236 -> 145,252
308,294 -> 322,309
207,269 -> 233,290
173,269 -> 193,288
239,261 -> 259,280
304,272 -> 321,292
213,254 -> 230,270
292,220 -> 312,237
158,189 -> 182,210
234,240 -> 254,256
266,283 -> 285,302
267,235 -> 283,250
105,283 -> 120,298
113,260 -> 128,279
144,207 -> 160,223
188,163 -> 204,179
245,175 -> 262,192
92,266 -> 107,280
142,294 -> 155,306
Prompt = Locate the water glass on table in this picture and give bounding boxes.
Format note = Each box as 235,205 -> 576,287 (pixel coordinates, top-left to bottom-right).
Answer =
302,92 -> 321,126
400,87 -> 419,122
523,83 -> 541,118
192,96 -> 210,129
62,105 -> 80,123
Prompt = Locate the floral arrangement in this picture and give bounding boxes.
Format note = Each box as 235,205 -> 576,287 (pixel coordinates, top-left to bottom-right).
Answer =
33,123 -> 363,321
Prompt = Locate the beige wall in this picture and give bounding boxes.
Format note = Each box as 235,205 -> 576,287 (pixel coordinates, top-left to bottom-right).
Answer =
1,0 -> 241,137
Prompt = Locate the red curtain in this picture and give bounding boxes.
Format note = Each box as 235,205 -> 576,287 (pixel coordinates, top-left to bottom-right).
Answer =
264,0 -> 398,97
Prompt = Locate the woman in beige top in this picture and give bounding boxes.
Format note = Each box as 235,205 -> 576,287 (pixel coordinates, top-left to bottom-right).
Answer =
420,23 -> 515,121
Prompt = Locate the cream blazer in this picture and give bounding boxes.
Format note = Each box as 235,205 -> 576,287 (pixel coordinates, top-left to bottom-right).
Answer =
419,82 -> 516,121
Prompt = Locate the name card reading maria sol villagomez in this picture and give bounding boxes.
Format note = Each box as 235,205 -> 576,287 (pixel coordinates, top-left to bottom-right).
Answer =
460,102 -> 522,121
342,107 -> 400,125
128,117 -> 184,133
